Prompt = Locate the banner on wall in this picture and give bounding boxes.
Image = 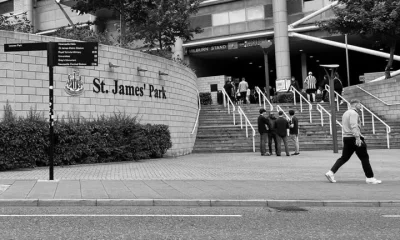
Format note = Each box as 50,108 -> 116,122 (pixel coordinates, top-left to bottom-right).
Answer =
276,79 -> 291,92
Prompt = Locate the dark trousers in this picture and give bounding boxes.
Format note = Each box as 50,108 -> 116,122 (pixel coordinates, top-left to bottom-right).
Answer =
322,90 -> 328,101
276,135 -> 290,156
331,137 -> 374,178
268,132 -> 278,154
240,92 -> 246,104
260,133 -> 268,155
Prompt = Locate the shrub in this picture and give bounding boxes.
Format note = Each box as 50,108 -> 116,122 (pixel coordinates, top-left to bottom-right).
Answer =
199,92 -> 212,105
0,108 -> 172,171
276,92 -> 329,103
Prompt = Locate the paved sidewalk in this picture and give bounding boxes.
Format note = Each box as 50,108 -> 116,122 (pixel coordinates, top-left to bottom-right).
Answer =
0,150 -> 399,207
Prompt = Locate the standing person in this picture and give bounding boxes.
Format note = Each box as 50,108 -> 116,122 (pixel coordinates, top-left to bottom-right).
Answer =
267,112 -> 278,155
274,111 -> 290,156
288,110 -> 300,155
269,86 -> 275,103
223,80 -> 233,102
325,99 -> 382,184
319,75 -> 329,103
287,76 -> 300,93
304,71 -> 317,102
246,87 -> 251,104
257,108 -> 271,156
238,77 -> 249,104
333,72 -> 344,105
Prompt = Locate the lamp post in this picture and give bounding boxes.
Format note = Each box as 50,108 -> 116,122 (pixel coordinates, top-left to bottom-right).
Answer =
320,64 -> 339,153
259,41 -> 273,100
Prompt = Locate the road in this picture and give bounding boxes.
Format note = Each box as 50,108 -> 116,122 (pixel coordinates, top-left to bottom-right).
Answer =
0,207 -> 399,240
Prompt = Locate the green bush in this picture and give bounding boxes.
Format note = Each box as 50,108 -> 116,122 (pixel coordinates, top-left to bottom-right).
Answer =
276,92 -> 329,103
0,111 -> 172,171
199,92 -> 212,105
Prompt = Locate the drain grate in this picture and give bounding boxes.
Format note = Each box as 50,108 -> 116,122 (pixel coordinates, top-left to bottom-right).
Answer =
269,206 -> 308,212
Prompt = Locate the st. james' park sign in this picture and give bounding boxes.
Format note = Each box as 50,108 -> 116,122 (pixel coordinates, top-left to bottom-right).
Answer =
92,79 -> 167,99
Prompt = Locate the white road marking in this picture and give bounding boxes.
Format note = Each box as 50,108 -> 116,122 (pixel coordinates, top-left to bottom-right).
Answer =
0,214 -> 242,217
382,215 -> 400,218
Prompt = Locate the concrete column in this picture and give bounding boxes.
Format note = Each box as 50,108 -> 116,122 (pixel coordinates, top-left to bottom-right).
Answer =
272,0 -> 291,81
24,0 -> 34,32
301,52 -> 307,86
173,37 -> 184,60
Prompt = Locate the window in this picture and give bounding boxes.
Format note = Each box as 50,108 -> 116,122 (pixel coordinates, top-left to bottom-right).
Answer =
246,6 -> 264,21
212,12 -> 229,26
229,9 -> 245,24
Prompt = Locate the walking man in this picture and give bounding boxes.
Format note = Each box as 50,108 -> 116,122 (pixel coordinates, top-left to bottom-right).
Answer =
304,71 -> 317,102
288,110 -> 300,155
275,111 -> 290,156
238,77 -> 249,104
257,108 -> 270,156
325,99 -> 382,184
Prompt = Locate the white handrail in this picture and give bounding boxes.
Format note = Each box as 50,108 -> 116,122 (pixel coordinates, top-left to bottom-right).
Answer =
289,86 -> 313,123
191,90 -> 201,134
356,85 -> 400,105
255,86 -> 273,111
316,104 -> 343,140
237,106 -> 256,152
326,85 -> 391,148
325,85 -> 350,111
276,105 -> 290,120
221,88 -> 236,125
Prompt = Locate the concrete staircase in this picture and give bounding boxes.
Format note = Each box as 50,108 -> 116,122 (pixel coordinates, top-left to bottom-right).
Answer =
192,102 -> 400,153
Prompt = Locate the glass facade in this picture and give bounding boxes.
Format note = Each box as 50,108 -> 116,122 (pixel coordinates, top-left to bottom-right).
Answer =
212,5 -> 264,26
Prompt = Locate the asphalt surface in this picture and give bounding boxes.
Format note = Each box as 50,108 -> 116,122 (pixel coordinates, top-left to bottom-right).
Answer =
0,206 -> 399,240
0,150 -> 400,207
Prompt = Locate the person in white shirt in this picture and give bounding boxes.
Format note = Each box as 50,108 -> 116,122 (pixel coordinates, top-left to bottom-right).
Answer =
304,72 -> 317,102
246,88 -> 251,104
238,77 -> 249,104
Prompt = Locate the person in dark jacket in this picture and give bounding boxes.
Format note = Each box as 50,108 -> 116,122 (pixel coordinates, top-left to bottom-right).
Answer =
257,108 -> 271,156
267,113 -> 278,155
274,111 -> 290,156
288,109 -> 300,155
287,76 -> 300,93
319,75 -> 329,103
223,80 -> 233,102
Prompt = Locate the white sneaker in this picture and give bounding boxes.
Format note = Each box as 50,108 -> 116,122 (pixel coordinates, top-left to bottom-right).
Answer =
325,171 -> 336,183
340,101 -> 344,105
366,177 -> 382,184
320,100 -> 324,103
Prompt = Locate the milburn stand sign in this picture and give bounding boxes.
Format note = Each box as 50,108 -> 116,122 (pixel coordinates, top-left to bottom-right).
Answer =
4,42 -> 98,180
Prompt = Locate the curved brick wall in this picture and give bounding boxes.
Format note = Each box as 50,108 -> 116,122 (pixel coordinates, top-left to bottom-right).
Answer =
0,30 -> 199,156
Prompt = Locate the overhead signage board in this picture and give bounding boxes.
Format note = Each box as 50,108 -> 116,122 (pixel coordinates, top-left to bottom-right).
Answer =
54,42 -> 98,66
188,44 -> 228,54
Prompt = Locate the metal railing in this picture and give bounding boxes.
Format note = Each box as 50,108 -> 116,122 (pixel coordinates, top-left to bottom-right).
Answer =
325,85 -> 350,111
191,90 -> 201,134
276,105 -> 290,120
289,86 -> 313,123
255,86 -> 273,111
221,88 -> 236,125
237,106 -> 256,152
356,85 -> 400,105
316,104 -> 343,140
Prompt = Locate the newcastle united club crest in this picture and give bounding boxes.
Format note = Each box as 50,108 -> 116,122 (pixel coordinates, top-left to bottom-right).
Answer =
65,70 -> 84,96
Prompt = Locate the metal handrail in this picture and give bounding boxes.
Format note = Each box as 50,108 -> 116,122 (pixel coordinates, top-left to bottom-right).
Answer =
289,86 -> 313,123
316,104 -> 343,140
221,88 -> 236,125
191,90 -> 201,134
255,86 -> 273,111
276,105 -> 290,120
356,85 -> 400,105
325,85 -> 350,111
237,106 -> 256,152
325,85 -> 391,148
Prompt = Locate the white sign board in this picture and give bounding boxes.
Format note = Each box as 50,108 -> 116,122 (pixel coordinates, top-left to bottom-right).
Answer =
276,79 -> 291,92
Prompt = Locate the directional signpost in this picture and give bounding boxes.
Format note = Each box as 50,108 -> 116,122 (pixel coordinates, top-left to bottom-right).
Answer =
4,42 -> 98,180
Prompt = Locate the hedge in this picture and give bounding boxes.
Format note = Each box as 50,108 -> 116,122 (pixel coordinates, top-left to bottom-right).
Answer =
275,92 -> 330,103
0,116 -> 172,171
199,92 -> 212,105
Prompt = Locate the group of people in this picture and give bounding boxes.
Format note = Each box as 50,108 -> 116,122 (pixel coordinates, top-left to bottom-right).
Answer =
257,98 -> 382,185
288,71 -> 344,104
224,77 -> 258,105
257,109 -> 299,156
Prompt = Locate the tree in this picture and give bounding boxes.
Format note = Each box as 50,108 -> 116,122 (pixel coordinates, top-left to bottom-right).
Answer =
319,0 -> 400,79
0,12 -> 32,33
71,0 -> 157,46
124,0 -> 203,50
